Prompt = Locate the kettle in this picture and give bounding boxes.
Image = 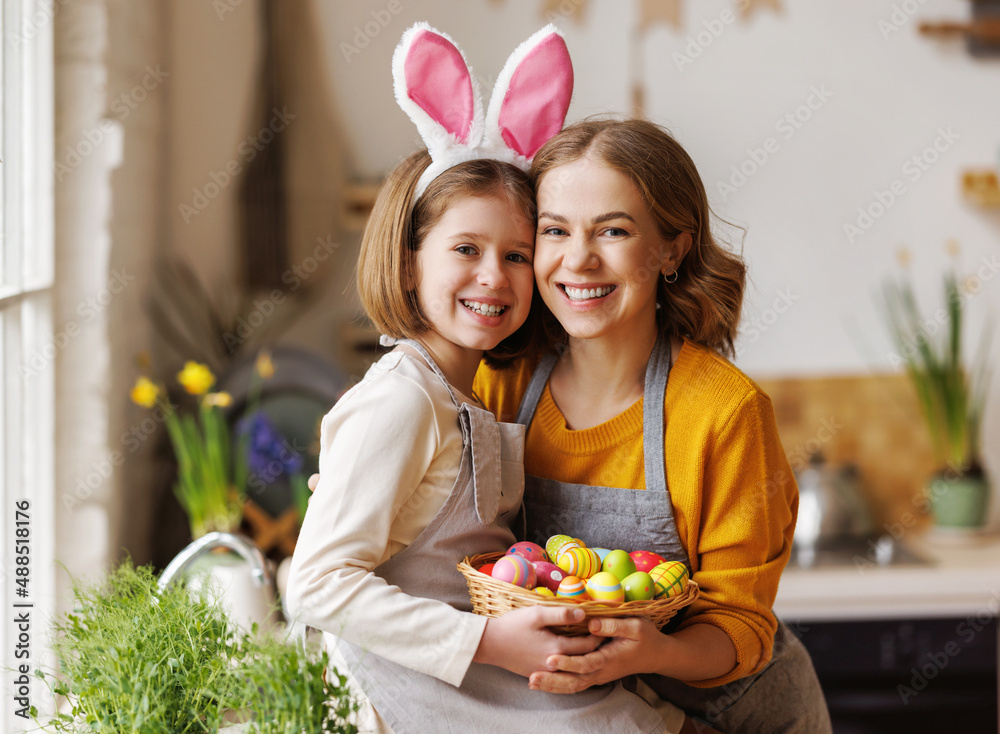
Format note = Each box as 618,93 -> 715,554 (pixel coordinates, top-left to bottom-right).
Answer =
793,452 -> 873,552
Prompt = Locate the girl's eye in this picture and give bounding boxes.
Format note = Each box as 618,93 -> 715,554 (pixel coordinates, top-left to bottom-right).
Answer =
506,252 -> 531,264
455,245 -> 476,255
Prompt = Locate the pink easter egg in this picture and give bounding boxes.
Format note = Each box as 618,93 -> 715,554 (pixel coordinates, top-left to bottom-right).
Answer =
507,542 -> 548,564
492,555 -> 536,589
630,550 -> 667,574
531,561 -> 566,592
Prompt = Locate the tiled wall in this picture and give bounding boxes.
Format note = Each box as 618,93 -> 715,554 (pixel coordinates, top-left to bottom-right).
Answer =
755,373 -> 938,534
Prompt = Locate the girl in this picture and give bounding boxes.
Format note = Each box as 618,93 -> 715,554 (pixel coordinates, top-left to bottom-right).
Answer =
286,26 -> 667,734
475,118 -> 832,733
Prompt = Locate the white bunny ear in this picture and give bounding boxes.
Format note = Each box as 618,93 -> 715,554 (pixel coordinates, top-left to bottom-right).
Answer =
393,23 -> 485,193
482,25 -> 574,166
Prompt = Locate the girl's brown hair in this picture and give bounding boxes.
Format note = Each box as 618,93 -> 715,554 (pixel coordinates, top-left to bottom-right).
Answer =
357,149 -> 538,365
530,118 -> 746,358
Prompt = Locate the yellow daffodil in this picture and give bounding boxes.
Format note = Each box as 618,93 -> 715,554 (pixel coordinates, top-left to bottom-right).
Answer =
130,377 -> 160,408
203,391 -> 233,408
177,361 -> 216,395
254,349 -> 275,380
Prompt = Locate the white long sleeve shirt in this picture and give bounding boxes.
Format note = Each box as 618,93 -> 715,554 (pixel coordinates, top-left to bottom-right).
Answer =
285,350 -> 487,689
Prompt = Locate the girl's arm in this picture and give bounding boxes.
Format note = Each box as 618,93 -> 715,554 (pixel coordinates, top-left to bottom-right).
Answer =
287,368 -> 597,686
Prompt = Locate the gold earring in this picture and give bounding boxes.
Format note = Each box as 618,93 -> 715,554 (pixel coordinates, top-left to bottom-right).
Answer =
662,268 -> 678,284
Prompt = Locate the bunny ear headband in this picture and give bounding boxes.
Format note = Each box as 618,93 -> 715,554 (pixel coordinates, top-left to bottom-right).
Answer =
393,22 -> 574,198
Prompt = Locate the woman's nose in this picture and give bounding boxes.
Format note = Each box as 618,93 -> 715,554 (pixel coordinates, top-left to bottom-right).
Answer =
562,234 -> 597,271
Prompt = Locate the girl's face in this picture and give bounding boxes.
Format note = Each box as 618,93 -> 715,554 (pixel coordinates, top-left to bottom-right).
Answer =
534,155 -> 682,343
414,194 -> 535,362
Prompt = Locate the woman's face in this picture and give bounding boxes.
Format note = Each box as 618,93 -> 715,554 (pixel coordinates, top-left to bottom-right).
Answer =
533,155 -> 677,343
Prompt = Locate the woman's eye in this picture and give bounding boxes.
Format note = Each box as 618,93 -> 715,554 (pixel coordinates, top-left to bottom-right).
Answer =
604,227 -> 629,237
540,226 -> 567,237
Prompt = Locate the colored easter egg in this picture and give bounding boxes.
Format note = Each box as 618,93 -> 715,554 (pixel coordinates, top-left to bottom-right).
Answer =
556,575 -> 588,601
602,549 -> 638,582
585,571 -> 625,603
531,561 -> 566,593
591,548 -> 612,564
629,550 -> 667,574
557,547 -> 602,579
492,555 -> 536,589
534,587 -> 555,597
572,537 -> 588,548
621,571 -> 656,602
545,535 -> 581,563
478,563 -> 495,576
649,561 -> 689,599
507,542 -> 548,564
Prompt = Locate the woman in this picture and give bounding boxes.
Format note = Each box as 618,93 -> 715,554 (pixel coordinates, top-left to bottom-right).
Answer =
473,118 -> 831,733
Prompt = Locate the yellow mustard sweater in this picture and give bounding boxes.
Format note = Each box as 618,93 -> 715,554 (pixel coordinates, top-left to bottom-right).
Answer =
474,338 -> 797,687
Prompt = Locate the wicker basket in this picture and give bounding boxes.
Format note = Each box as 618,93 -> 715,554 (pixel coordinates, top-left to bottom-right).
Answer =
457,552 -> 699,636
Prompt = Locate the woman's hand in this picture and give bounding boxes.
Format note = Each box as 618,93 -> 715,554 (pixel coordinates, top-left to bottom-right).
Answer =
528,616 -> 665,693
529,618 -> 738,694
474,606 -> 603,679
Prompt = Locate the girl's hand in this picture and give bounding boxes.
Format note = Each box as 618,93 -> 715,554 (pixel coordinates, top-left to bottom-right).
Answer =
528,616 -> 664,694
474,606 -> 603,679
307,473 -> 320,491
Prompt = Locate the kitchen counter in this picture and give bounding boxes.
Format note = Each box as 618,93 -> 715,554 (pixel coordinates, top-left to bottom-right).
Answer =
774,530 -> 1000,622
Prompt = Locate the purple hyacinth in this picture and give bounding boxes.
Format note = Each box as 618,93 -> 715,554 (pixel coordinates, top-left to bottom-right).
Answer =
237,411 -> 303,483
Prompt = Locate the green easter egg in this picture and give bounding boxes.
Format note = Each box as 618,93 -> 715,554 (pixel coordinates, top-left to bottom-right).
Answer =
621,571 -> 656,602
602,549 -> 637,582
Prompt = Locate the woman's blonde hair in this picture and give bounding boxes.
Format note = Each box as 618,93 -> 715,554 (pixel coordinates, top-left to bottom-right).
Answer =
357,149 -> 538,365
530,118 -> 746,357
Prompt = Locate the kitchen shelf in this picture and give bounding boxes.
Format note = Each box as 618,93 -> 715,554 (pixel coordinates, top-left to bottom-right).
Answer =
961,169 -> 1000,206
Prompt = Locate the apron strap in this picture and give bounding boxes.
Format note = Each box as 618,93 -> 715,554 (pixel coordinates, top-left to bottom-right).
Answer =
381,335 -> 463,410
514,351 -> 558,426
642,333 -> 672,496
462,405 -> 503,525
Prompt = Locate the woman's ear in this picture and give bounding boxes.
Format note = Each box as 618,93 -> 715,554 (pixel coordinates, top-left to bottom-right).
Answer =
662,232 -> 693,272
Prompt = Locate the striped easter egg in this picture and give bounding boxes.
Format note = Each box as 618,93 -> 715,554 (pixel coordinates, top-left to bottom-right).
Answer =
545,534 -> 581,562
648,561 -> 689,599
557,547 -> 601,579
585,571 -> 625,603
492,555 -> 536,589
556,575 -> 588,601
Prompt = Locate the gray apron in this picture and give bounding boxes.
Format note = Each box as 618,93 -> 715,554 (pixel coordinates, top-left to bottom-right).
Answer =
515,335 -> 832,734
337,339 -> 666,734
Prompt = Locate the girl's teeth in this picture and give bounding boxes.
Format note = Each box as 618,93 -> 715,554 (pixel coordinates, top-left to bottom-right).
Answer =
564,285 -> 615,301
462,300 -> 506,317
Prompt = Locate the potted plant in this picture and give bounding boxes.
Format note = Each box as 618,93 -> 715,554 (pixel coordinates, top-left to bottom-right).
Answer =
32,560 -> 357,732
131,360 -> 246,539
881,269 -> 994,529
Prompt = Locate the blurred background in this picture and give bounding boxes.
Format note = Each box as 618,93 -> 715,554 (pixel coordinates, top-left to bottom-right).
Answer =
3,0 -> 1000,730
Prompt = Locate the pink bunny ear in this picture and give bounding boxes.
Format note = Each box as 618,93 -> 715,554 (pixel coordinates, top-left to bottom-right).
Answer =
484,26 -> 574,161
393,23 -> 483,154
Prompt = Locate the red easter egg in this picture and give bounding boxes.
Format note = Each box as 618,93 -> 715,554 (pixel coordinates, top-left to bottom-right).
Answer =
507,542 -> 549,564
629,550 -> 667,574
478,563 -> 495,576
531,561 -> 566,592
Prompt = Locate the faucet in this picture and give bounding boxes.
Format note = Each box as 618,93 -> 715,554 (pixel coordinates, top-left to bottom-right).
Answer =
158,531 -> 274,591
